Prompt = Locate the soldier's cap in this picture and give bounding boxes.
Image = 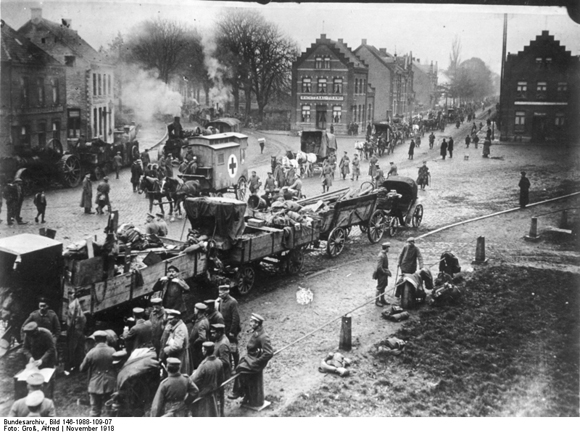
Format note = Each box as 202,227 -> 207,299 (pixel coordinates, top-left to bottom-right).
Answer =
218,285 -> 230,291
92,330 -> 108,339
166,357 -> 181,366
166,309 -> 181,317
155,212 -> 164,219
423,160 -> 427,164
22,322 -> 38,332
132,307 -> 144,315
204,299 -> 215,306
211,324 -> 225,330
13,178 -> 23,183
103,176 -> 109,181
195,302 -> 207,311
167,265 -> 179,273
146,212 -> 155,218
202,341 -> 215,348
382,242 -> 391,249
407,237 -> 415,243
390,162 -> 394,164
521,171 -> 526,175
26,372 -> 45,386
26,391 -> 44,407
112,350 -> 127,364
150,297 -> 163,305
126,317 -> 135,324
251,313 -> 265,323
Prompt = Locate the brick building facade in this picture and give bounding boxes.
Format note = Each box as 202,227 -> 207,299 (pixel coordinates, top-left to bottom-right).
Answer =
291,34 -> 375,133
499,31 -> 580,142
412,59 -> 438,112
0,20 -> 67,159
19,8 -> 116,148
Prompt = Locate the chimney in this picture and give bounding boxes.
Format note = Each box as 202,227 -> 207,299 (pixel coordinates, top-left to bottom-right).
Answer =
61,18 -> 71,28
321,33 -> 326,39
362,39 -> 367,45
31,8 -> 42,24
379,48 -> 387,55
338,38 -> 343,43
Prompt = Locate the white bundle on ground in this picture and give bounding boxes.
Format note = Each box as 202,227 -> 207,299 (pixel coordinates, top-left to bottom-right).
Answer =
296,286 -> 314,305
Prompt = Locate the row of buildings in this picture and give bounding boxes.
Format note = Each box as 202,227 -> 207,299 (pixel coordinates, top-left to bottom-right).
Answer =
290,34 -> 439,133
1,8 -> 114,158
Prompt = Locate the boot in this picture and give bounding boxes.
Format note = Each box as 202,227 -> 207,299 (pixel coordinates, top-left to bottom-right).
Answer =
375,291 -> 384,307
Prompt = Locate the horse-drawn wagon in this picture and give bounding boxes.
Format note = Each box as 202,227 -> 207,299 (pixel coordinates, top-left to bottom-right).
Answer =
376,176 -> 424,237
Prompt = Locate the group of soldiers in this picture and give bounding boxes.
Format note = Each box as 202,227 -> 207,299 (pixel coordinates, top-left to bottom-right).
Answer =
11,269 -> 274,417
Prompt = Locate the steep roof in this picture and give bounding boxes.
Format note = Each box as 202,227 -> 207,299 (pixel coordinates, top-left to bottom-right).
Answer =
18,16 -> 107,64
513,30 -> 573,58
295,34 -> 368,70
1,19 -> 59,66
354,43 -> 405,73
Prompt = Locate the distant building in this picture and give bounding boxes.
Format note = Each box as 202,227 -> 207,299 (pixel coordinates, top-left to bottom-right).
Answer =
353,41 -> 414,121
292,34 -> 375,133
0,19 -> 66,159
19,8 -> 116,147
412,59 -> 438,112
499,30 -> 580,142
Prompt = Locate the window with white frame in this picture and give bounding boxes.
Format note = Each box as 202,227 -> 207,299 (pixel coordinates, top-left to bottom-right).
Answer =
324,57 -> 331,69
555,113 -> 565,127
332,106 -> 341,123
302,78 -> 311,93
536,81 -> 547,99
315,57 -> 322,69
515,111 -> 526,132
333,78 -> 343,94
317,78 -> 327,93
516,81 -> 527,99
301,106 -> 311,123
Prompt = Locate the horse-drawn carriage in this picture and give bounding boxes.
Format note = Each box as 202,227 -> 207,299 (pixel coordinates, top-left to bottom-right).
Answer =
299,129 -> 338,174
375,176 -> 424,237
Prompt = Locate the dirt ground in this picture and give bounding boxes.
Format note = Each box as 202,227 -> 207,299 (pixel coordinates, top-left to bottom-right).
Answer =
1,113 -> 579,417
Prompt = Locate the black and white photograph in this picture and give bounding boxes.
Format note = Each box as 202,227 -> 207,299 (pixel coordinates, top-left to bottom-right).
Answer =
0,0 -> 579,420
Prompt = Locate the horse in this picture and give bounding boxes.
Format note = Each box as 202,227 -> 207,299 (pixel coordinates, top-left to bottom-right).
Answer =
139,176 -> 173,214
163,179 -> 201,221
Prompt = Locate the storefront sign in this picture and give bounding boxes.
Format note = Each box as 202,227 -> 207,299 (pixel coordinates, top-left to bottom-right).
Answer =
300,96 -> 344,101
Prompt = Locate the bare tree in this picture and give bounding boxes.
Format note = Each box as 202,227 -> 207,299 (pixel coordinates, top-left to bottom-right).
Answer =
125,18 -> 190,83
447,35 -> 462,103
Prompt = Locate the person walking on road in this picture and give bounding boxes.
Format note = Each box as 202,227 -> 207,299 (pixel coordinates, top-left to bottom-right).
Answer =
417,161 -> 431,191
373,242 -> 392,306
112,152 -> 123,179
387,162 -> 398,178
473,133 -> 479,149
448,137 -> 454,158
130,159 -> 143,193
339,151 -> 350,180
81,174 -> 94,214
351,153 -> 360,181
96,177 -> 112,215
398,237 -> 424,274
465,135 -> 471,148
429,132 -> 435,149
440,139 -> 448,160
12,179 -> 26,224
321,160 -> 333,193
519,171 -> 531,208
33,191 -> 47,223
408,139 -> 416,160
368,154 -> 378,180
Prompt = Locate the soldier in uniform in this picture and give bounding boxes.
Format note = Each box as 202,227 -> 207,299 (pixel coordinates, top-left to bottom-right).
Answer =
96,177 -> 112,215
189,303 -> 209,370
152,266 -> 190,315
130,158 -> 143,193
9,373 -> 56,417
204,299 -> 224,327
374,242 -> 392,306
80,330 -> 116,417
13,178 -> 26,224
21,298 -> 61,340
122,307 -> 153,355
149,298 -> 167,356
210,324 -> 231,416
160,310 -> 190,374
144,213 -> 160,236
190,342 -> 223,417
112,152 -> 123,179
156,213 -> 169,237
21,322 -> 56,369
215,285 -> 240,369
150,358 -> 198,417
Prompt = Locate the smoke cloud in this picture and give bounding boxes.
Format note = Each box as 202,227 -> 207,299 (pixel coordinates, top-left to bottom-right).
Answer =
202,34 -> 231,108
120,65 -> 182,122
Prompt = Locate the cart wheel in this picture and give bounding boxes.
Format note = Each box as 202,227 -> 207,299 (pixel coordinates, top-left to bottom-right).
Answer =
360,181 -> 375,191
58,154 -> 82,187
287,248 -> 304,274
235,265 -> 255,296
367,210 -> 386,243
359,223 -> 368,233
46,138 -> 64,157
326,228 -> 346,257
412,204 -> 424,227
236,176 -> 247,201
388,216 -> 399,237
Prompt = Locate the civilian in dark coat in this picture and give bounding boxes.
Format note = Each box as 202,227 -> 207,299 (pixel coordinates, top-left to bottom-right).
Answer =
190,342 -> 223,417
80,174 -> 94,214
80,331 -> 116,417
519,171 -> 531,208
22,323 -> 56,368
448,137 -> 454,158
440,139 -> 448,160
130,159 -> 143,192
398,237 -> 424,274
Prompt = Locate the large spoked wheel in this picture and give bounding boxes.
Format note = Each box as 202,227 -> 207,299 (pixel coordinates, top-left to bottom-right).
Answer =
326,227 -> 346,257
236,176 -> 247,201
58,154 -> 82,187
401,283 -> 415,310
360,181 -> 375,191
412,204 -> 424,228
235,265 -> 255,296
388,216 -> 399,237
286,248 -> 305,274
367,210 -> 386,244
47,138 -> 64,157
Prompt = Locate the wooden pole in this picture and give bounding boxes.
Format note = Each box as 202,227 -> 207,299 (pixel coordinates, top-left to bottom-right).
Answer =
339,314 -> 352,351
472,236 -> 488,264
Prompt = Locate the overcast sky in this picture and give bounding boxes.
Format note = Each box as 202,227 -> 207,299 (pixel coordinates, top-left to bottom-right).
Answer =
2,0 -> 579,74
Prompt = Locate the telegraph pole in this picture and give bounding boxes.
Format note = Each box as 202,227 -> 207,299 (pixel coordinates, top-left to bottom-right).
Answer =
499,13 -> 508,139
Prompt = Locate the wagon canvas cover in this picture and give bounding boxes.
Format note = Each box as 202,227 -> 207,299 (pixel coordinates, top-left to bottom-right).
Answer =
183,197 -> 246,241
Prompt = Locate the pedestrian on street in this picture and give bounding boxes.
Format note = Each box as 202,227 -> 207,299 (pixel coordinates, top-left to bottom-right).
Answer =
374,164 -> 385,186
519,171 -> 531,208
210,323 -> 231,416
150,357 -> 198,417
387,161 -> 398,178
149,298 -> 167,356
398,237 -> 424,274
215,285 -> 241,369
465,135 -> 471,148
339,151 -> 350,180
21,322 -> 56,369
190,342 -> 223,417
368,154 -> 378,179
328,153 -> 337,180
80,330 -> 116,417
373,242 -> 392,306
273,161 -> 286,190
229,313 -> 274,403
408,139 -> 416,160
351,153 -> 360,181
448,137 -> 454,158
131,159 -> 143,193
8,373 -> 56,417
21,298 -> 61,341
429,132 -> 435,149
189,303 -> 210,371
160,309 -> 190,373
112,152 -> 123,179
259,139 -> 265,154
11,178 -> 26,224
321,160 -> 333,193
417,161 -> 431,191
152,265 -> 190,315
96,177 -> 112,215
482,139 -> 491,158
440,139 -> 448,160
248,171 -> 262,194
473,134 -> 480,149
80,174 -> 94,214
32,190 -> 47,224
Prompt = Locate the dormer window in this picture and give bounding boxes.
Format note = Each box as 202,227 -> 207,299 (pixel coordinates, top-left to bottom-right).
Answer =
324,57 -> 331,69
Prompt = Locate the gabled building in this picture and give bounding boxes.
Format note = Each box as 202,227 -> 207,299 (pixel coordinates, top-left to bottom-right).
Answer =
353,41 -> 414,120
499,31 -> 580,142
291,34 -> 375,133
0,19 -> 67,158
19,8 -> 116,147
412,59 -> 438,112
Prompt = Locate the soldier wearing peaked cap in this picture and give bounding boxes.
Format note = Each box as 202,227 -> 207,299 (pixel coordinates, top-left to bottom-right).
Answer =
374,242 -> 392,307
151,358 -> 199,417
9,374 -> 57,417
210,323 -> 231,416
123,307 -> 153,355
160,310 -> 190,374
80,330 -> 116,417
190,340 -> 222,417
21,322 -> 56,369
189,303 -> 209,371
21,298 -> 61,341
215,285 -> 241,369
204,299 -> 224,327
156,212 -> 169,237
229,313 -> 274,405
